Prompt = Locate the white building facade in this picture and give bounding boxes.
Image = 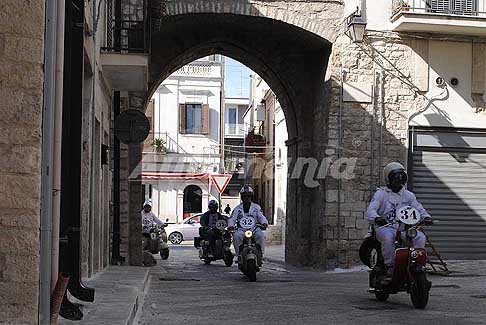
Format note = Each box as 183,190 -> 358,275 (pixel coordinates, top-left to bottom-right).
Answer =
142,55 -> 224,223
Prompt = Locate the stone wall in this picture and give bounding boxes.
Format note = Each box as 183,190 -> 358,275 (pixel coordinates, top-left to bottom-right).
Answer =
0,0 -> 45,322
319,33 -> 417,268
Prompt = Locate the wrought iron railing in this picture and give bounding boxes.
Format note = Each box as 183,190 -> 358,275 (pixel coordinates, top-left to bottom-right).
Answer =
102,0 -> 149,53
392,0 -> 484,17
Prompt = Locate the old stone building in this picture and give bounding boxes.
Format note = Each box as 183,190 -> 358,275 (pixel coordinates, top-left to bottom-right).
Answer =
2,0 -> 486,322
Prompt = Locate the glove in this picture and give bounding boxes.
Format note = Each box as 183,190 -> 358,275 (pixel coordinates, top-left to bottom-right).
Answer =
258,224 -> 268,230
423,217 -> 433,225
374,217 -> 386,226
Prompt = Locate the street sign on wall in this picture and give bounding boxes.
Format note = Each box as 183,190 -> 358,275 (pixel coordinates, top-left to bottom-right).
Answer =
210,174 -> 232,193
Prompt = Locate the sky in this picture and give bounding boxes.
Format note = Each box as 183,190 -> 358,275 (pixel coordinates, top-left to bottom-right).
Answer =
224,57 -> 252,98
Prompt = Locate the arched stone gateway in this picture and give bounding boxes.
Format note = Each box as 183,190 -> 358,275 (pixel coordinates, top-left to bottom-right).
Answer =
142,2 -> 347,267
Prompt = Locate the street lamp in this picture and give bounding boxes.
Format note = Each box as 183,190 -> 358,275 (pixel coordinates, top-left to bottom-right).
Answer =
346,8 -> 367,43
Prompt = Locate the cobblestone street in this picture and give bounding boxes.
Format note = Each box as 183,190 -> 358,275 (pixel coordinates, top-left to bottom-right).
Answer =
138,245 -> 486,325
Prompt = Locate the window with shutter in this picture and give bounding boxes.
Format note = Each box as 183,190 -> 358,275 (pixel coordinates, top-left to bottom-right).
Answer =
201,104 -> 209,135
429,0 -> 476,14
179,103 -> 186,134
183,103 -> 203,134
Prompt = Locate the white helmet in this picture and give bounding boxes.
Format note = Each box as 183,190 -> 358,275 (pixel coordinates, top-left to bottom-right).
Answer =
383,162 -> 407,183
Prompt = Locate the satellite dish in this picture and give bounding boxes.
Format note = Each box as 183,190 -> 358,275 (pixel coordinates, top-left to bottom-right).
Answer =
114,109 -> 150,144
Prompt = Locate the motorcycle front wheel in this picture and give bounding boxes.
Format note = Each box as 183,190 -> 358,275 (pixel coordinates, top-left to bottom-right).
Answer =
375,291 -> 389,302
224,253 -> 233,267
247,259 -> 257,282
410,272 -> 430,309
160,248 -> 169,260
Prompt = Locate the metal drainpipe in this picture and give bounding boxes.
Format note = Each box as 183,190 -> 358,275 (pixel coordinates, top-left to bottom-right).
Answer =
337,64 -> 344,268
39,0 -> 58,322
370,67 -> 376,191
51,0 -> 65,294
88,0 -> 98,275
379,69 -> 385,180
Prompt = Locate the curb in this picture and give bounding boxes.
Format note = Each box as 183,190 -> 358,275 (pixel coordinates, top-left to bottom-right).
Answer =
127,268 -> 150,325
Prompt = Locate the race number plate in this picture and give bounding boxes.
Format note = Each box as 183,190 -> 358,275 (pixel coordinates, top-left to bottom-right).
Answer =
239,216 -> 256,230
397,206 -> 420,225
216,219 -> 228,231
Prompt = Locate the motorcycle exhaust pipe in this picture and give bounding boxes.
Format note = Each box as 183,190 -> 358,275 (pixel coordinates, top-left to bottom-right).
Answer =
50,272 -> 70,324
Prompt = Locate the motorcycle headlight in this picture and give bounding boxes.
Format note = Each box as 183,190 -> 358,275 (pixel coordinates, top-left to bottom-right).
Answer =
411,250 -> 419,259
244,230 -> 253,238
407,228 -> 417,239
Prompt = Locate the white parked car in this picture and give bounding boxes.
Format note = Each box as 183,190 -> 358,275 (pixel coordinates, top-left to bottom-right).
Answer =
165,213 -> 229,244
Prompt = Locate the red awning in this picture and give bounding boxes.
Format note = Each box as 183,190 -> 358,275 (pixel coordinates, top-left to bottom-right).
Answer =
142,172 -> 210,181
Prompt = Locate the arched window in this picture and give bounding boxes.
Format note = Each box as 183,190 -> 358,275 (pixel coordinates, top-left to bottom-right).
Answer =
183,185 -> 202,214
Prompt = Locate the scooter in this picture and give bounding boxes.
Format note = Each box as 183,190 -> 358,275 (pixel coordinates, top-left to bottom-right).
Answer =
142,220 -> 170,260
363,206 -> 432,309
194,219 -> 233,266
234,215 -> 265,282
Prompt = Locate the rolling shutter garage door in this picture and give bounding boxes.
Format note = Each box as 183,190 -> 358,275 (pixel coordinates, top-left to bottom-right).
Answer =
410,129 -> 486,259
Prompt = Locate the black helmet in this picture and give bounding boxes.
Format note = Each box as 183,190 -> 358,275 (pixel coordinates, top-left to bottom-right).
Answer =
208,199 -> 219,208
239,185 -> 254,196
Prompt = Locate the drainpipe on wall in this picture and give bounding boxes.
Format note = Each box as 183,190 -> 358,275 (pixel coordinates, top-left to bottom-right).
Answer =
51,0 -> 66,293
39,0 -> 58,322
337,64 -> 344,268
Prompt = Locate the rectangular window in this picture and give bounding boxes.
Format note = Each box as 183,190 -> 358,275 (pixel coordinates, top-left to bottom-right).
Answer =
428,0 -> 476,15
227,107 -> 237,124
186,103 -> 202,134
179,103 -> 209,135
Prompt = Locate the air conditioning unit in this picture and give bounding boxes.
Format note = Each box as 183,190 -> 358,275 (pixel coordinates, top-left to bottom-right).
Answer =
256,104 -> 266,121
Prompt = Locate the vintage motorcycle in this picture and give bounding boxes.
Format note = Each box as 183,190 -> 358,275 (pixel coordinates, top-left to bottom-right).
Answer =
194,219 -> 234,266
361,206 -> 432,309
235,215 -> 265,282
142,220 -> 170,260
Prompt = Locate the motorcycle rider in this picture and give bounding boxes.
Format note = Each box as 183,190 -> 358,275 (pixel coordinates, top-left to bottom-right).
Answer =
228,185 -> 268,255
367,162 -> 433,279
141,199 -> 164,237
200,199 -> 228,252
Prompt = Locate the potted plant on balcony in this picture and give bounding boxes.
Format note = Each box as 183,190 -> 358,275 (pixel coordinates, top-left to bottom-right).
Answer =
152,138 -> 166,153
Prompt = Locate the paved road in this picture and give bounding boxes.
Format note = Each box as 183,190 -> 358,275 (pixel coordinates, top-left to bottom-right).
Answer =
138,245 -> 486,325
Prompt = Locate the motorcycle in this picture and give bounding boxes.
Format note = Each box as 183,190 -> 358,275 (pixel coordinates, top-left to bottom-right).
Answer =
362,206 -> 432,309
234,215 -> 265,282
194,219 -> 234,266
142,220 -> 170,260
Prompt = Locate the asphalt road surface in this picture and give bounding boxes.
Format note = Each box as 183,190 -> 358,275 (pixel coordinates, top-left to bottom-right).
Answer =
138,245 -> 486,325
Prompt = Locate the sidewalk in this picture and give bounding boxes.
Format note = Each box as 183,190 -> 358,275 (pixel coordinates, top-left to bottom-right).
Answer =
58,266 -> 149,325
264,244 -> 285,264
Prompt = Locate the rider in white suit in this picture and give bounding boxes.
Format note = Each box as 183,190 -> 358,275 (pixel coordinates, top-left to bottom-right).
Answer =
367,162 -> 433,276
228,185 -> 269,255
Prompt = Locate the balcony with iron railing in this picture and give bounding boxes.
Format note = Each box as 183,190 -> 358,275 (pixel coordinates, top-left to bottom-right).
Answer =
391,0 -> 486,36
100,0 -> 149,91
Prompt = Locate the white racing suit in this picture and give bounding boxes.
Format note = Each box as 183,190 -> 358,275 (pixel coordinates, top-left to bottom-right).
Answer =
141,211 -> 163,234
367,187 -> 430,266
229,202 -> 268,255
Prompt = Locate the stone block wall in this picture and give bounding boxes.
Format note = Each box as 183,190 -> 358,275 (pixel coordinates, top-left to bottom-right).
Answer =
0,0 -> 45,322
318,33 -> 416,268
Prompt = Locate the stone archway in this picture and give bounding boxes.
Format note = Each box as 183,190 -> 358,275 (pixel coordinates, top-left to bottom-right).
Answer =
139,11 -> 339,267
